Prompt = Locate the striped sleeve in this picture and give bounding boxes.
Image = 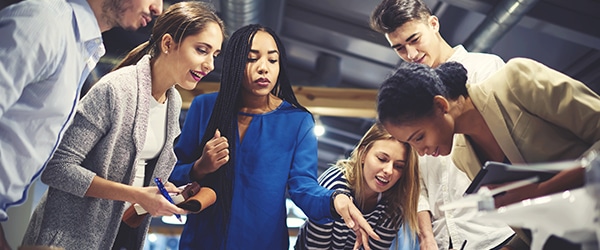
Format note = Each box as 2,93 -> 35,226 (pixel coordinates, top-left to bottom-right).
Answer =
296,166 -> 403,250
317,166 -> 348,190
302,167 -> 348,249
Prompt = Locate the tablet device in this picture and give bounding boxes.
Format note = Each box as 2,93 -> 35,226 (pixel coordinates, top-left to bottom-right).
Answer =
464,161 -> 558,195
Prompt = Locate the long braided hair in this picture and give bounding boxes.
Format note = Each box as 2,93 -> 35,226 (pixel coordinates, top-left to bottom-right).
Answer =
198,23 -> 309,241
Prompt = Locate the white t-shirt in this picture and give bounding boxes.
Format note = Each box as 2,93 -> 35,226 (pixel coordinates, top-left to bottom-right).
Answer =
131,98 -> 168,188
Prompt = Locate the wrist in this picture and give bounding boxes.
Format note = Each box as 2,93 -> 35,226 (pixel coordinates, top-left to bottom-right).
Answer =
329,190 -> 352,219
191,159 -> 207,180
125,185 -> 142,204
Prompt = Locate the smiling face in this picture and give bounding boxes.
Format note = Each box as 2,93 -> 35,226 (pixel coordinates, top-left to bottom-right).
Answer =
384,16 -> 443,67
382,109 -> 455,157
361,139 -> 407,196
103,0 -> 163,31
164,22 -> 223,90
242,30 -> 280,98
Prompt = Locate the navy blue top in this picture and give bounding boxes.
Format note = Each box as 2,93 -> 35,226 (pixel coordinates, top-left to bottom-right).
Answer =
170,92 -> 334,249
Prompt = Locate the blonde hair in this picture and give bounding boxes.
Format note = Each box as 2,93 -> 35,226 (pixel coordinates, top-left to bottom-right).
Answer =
336,123 -> 420,239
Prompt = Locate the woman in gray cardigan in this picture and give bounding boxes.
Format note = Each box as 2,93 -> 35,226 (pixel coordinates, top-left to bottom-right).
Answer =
22,2 -> 225,249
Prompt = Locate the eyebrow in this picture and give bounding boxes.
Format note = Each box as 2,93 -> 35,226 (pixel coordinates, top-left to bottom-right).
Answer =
395,159 -> 407,164
197,42 -> 213,49
405,130 -> 419,142
377,150 -> 407,163
198,42 -> 221,52
249,49 -> 279,55
391,33 -> 418,50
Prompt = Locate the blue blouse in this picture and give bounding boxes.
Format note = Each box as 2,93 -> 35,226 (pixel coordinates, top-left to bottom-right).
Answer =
170,92 -> 334,249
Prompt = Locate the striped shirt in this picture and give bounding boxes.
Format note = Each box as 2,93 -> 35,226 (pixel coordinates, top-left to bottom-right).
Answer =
296,166 -> 403,250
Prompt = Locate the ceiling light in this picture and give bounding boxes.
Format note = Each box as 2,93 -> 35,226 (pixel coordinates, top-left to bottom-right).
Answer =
314,115 -> 325,137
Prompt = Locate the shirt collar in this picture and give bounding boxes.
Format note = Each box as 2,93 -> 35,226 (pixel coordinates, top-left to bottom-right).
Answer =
68,0 -> 102,43
448,44 -> 468,62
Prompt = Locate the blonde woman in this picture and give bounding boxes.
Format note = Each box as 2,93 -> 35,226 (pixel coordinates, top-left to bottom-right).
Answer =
296,123 -> 420,249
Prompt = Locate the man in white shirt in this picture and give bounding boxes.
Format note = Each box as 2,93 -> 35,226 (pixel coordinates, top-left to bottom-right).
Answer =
0,0 -> 163,248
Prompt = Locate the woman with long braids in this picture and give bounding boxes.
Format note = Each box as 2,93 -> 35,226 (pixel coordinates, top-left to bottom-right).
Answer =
169,24 -> 379,249
22,2 -> 225,249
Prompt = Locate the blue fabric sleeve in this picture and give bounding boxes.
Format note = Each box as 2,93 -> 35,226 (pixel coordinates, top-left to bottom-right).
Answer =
169,94 -> 216,186
391,225 -> 420,250
0,5 -> 59,119
287,114 -> 335,223
169,96 -> 201,186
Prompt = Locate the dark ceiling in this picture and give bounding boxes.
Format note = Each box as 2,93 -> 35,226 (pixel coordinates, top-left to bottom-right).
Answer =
99,0 -> 600,173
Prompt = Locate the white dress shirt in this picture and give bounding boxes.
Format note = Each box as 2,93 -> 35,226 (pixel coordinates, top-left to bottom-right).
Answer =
0,0 -> 104,220
418,155 -> 514,249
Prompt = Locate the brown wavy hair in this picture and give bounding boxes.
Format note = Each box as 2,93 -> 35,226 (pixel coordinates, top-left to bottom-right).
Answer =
113,1 -> 225,70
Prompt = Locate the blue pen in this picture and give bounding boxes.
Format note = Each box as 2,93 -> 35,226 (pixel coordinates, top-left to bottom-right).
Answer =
154,177 -> 182,222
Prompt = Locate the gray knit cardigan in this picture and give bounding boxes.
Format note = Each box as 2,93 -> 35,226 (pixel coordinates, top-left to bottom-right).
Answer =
22,55 -> 182,250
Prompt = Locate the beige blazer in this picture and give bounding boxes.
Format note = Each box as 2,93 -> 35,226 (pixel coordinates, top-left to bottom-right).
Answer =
452,57 -> 600,180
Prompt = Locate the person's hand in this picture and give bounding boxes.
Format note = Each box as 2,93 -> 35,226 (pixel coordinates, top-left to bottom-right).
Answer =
134,186 -> 187,217
491,182 -> 540,207
333,194 -> 380,250
352,228 -> 367,250
163,181 -> 179,191
416,211 -> 439,250
419,237 -> 438,250
192,129 -> 229,179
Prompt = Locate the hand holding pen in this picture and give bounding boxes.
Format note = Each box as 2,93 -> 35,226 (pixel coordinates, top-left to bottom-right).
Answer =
154,177 -> 183,222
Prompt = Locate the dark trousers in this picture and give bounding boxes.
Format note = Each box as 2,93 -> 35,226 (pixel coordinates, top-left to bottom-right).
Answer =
112,221 -> 143,250
113,157 -> 158,250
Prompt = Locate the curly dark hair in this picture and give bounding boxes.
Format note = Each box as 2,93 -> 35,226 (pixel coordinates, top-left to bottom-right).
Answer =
377,61 -> 468,125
